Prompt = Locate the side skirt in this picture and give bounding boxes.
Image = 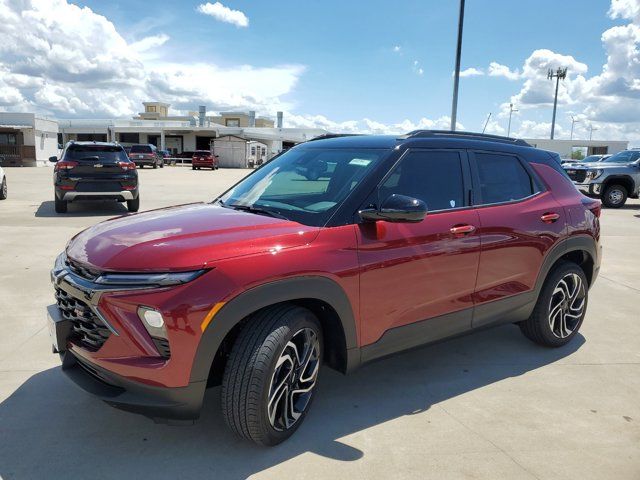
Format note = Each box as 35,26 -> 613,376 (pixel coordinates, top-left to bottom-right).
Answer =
359,291 -> 536,365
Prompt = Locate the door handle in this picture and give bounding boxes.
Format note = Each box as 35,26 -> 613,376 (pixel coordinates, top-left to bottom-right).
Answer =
450,224 -> 476,235
541,212 -> 560,223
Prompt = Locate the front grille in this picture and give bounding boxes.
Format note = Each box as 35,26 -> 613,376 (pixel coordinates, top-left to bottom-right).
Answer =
55,287 -> 111,351
566,169 -> 587,183
65,258 -> 101,282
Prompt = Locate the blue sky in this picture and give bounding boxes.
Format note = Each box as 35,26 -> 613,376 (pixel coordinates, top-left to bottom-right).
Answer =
1,0 -> 639,140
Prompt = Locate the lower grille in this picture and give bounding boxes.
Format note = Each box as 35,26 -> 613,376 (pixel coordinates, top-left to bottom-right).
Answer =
55,287 -> 111,351
566,169 -> 587,183
152,337 -> 171,358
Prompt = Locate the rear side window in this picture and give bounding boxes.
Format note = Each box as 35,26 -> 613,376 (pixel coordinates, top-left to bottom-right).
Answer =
130,145 -> 152,153
379,150 -> 465,211
64,145 -> 128,162
475,153 -> 534,204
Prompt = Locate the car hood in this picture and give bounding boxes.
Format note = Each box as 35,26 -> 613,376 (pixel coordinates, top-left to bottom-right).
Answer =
66,203 -> 319,272
565,162 -> 630,170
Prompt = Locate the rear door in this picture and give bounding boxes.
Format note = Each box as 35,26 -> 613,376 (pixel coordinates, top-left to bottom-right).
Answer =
469,150 -> 567,327
357,149 -> 481,347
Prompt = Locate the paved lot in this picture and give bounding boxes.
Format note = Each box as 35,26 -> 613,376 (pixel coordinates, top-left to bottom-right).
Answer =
0,166 -> 639,480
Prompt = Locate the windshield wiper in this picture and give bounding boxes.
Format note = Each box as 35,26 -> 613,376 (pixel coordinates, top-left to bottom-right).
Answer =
226,203 -> 289,221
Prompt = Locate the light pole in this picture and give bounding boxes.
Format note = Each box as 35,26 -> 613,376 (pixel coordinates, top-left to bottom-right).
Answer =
482,112 -> 492,133
570,115 -> 580,140
450,0 -> 465,131
547,67 -> 567,140
507,103 -> 518,137
589,125 -> 598,141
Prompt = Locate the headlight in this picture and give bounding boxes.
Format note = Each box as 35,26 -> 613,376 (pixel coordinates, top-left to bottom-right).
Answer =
94,270 -> 206,286
585,169 -> 603,181
54,251 -> 67,271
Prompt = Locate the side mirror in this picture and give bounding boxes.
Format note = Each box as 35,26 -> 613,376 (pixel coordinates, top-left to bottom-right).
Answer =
49,156 -> 58,163
360,194 -> 427,223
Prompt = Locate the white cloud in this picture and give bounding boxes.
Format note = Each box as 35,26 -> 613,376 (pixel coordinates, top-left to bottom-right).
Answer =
609,0 -> 640,22
131,34 -> 170,52
393,45 -> 401,52
0,0 -> 300,117
459,67 -> 484,77
488,62 -> 521,80
285,113 -> 463,134
197,2 -> 249,28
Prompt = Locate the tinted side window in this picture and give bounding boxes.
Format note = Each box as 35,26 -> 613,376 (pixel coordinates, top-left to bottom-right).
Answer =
380,151 -> 465,211
475,153 -> 534,204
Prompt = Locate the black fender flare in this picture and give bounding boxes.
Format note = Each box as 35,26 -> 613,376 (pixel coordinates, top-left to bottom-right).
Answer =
189,275 -> 359,383
534,235 -> 599,295
602,175 -> 636,194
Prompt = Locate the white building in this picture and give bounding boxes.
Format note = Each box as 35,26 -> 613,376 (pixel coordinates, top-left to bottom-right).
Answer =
523,138 -> 628,158
0,113 -> 58,166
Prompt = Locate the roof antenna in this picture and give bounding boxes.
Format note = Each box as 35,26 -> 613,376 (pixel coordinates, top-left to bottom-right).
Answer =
482,112 -> 492,133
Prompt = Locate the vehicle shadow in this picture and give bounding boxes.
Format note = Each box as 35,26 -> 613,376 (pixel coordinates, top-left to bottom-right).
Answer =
0,325 -> 584,479
35,200 -> 129,218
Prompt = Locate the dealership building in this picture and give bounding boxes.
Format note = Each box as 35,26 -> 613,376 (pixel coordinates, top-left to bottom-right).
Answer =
0,103 -> 631,167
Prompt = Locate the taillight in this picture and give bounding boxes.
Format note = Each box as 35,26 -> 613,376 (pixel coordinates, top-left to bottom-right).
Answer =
582,197 -> 601,218
54,161 -> 78,171
118,161 -> 136,170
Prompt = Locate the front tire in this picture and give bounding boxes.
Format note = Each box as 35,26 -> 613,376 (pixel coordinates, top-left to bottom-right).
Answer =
221,304 -> 322,446
54,197 -> 67,213
0,177 -> 6,199
519,261 -> 588,347
602,184 -> 627,208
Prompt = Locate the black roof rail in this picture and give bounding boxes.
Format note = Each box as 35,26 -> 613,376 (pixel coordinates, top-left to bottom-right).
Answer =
399,130 -> 531,147
306,133 -> 363,142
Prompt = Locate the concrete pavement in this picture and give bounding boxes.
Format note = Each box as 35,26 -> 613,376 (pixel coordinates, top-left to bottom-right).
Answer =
0,166 -> 638,479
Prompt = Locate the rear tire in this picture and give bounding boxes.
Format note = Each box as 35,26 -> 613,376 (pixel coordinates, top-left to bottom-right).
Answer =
602,184 -> 627,208
160,160 -> 164,169
127,196 -> 140,212
0,177 -> 6,199
54,197 -> 67,213
221,304 -> 322,446
519,261 -> 588,347
152,162 -> 158,169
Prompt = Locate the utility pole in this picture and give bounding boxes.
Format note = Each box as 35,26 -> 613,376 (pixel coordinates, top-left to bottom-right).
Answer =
570,115 -> 580,140
547,67 -> 567,140
589,125 -> 598,141
507,103 -> 518,137
450,0 -> 465,131
482,112 -> 492,133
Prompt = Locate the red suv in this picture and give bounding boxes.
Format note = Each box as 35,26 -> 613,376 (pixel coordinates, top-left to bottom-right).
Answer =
49,131 -> 601,446
192,150 -> 219,170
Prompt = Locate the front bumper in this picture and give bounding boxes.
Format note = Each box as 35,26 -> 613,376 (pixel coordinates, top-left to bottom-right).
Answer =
59,348 -> 205,421
573,182 -> 601,195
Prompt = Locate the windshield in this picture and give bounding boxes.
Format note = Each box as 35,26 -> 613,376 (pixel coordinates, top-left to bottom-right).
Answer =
130,145 -> 152,153
581,155 -> 601,162
601,150 -> 640,163
218,146 -> 388,226
64,145 -> 128,162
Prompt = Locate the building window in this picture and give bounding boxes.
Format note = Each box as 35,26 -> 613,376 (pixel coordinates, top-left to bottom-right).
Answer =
226,118 -> 240,127
119,132 -> 140,144
261,147 -> 266,155
251,147 -> 256,155
147,105 -> 156,112
40,133 -> 45,150
0,133 -> 17,145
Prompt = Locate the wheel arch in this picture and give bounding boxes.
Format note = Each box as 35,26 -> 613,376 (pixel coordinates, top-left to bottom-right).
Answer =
535,236 -> 599,295
190,276 -> 360,385
602,175 -> 635,195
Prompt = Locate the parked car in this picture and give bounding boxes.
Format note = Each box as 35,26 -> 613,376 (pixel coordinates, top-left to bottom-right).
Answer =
49,141 -> 139,213
191,150 -> 219,170
563,149 -> 640,207
0,159 -> 6,200
561,154 -> 605,165
158,149 -> 171,160
48,131 -> 601,446
129,144 -> 164,169
123,146 -> 132,157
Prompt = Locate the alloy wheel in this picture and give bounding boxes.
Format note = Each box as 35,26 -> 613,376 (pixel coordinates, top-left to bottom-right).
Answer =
548,273 -> 586,338
267,327 -> 320,431
608,188 -> 624,205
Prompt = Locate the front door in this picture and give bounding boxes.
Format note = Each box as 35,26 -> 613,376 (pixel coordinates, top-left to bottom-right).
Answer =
357,149 -> 481,347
